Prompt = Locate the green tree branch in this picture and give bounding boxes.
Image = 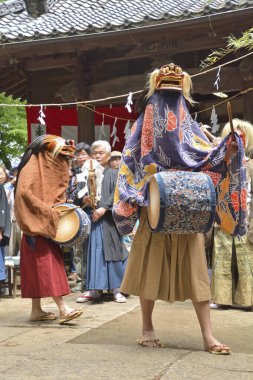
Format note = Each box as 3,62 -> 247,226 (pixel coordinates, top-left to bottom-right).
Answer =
0,93 -> 27,169
201,27 -> 253,68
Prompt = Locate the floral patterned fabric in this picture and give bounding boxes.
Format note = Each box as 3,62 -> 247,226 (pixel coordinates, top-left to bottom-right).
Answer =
113,91 -> 247,237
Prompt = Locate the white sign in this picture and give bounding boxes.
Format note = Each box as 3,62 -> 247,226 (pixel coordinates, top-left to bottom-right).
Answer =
61,125 -> 78,144
31,123 -> 46,141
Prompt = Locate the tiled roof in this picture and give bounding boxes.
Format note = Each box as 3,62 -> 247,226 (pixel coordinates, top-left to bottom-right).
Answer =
0,0 -> 252,44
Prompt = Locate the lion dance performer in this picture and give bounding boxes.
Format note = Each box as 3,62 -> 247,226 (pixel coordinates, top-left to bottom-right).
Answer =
15,135 -> 83,324
113,63 -> 248,354
212,119 -> 253,309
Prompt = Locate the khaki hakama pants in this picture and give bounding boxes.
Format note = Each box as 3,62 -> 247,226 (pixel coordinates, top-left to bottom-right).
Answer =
212,227 -> 253,307
121,209 -> 211,302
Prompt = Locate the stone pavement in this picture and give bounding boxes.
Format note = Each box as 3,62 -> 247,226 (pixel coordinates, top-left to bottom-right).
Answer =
0,292 -> 253,380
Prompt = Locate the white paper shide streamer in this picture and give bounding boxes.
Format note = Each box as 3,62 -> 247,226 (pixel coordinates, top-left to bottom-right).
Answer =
125,92 -> 133,113
38,104 -> 46,125
110,117 -> 119,147
214,66 -> 221,91
124,120 -> 131,141
210,106 -> 220,134
99,113 -> 107,139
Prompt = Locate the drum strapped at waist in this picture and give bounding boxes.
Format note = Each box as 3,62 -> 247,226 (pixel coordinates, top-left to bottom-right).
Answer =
147,171 -> 216,234
52,203 -> 91,247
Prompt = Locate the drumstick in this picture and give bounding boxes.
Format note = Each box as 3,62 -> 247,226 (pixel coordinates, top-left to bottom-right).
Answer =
88,159 -> 97,210
59,206 -> 80,213
227,102 -> 235,135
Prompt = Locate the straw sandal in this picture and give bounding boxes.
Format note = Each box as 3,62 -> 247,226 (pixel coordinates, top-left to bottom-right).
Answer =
59,308 -> 83,325
30,312 -> 57,321
206,344 -> 231,355
138,338 -> 164,348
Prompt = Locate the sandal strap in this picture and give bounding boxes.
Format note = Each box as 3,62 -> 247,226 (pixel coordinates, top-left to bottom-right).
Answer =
207,344 -> 231,354
138,338 -> 164,348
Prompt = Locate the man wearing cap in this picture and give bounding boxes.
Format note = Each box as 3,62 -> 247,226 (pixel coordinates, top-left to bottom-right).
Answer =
109,151 -> 122,169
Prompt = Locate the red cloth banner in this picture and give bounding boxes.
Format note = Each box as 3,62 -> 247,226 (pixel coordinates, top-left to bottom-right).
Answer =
94,105 -> 138,152
26,106 -> 78,143
26,105 -> 138,151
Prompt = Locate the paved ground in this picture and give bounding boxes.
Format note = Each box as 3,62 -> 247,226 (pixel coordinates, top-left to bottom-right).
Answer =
0,291 -> 253,380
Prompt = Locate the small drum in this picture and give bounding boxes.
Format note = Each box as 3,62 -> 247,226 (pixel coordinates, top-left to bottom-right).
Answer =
147,171 -> 216,234
52,203 -> 91,247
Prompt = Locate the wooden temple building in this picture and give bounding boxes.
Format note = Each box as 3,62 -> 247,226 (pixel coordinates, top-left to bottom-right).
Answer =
0,0 -> 252,147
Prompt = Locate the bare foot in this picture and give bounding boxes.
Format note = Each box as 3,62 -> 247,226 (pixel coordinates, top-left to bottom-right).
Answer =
59,308 -> 83,325
203,335 -> 231,354
138,330 -> 164,348
30,311 -> 57,321
59,305 -> 76,319
141,330 -> 156,341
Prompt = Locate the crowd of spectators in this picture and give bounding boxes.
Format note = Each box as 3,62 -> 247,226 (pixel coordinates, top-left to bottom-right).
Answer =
0,132 -> 252,313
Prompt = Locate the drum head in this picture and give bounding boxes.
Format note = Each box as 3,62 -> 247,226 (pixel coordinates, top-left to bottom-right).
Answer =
53,204 -> 80,244
147,176 -> 160,230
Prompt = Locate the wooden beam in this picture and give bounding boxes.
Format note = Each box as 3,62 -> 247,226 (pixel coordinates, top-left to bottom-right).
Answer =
191,67 -> 243,94
98,34 -> 229,65
9,84 -> 27,99
0,72 -> 26,87
24,55 -> 78,71
0,66 -> 16,77
89,74 -> 146,101
0,78 -> 27,93
88,67 -> 243,100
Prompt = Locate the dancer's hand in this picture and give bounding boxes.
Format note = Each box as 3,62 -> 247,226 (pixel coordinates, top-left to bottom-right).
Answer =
212,137 -> 221,147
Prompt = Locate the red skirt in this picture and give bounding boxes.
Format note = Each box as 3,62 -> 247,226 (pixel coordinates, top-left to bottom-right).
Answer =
20,235 -> 70,298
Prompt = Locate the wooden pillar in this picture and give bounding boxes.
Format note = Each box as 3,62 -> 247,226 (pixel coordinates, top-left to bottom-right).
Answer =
75,59 -> 95,144
77,105 -> 95,144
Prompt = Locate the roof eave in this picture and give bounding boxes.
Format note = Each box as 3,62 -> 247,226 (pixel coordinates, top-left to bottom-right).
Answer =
0,8 -> 252,50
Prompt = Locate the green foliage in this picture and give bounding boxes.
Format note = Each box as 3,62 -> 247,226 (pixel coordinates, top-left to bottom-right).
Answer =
0,93 -> 27,169
201,27 -> 253,68
227,27 -> 253,50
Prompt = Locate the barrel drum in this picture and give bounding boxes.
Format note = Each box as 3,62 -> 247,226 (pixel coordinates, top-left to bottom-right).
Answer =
147,171 -> 216,234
